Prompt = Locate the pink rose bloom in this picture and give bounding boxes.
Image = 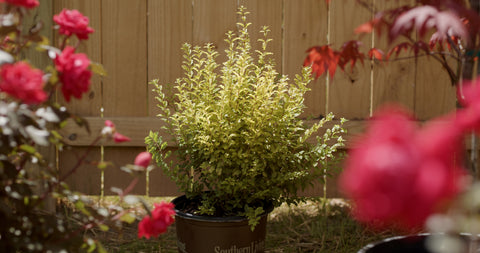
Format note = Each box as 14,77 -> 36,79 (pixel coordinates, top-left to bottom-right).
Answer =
0,0 -> 39,9
0,62 -> 47,104
134,152 -> 152,168
410,116 -> 467,226
54,46 -> 92,102
339,106 -> 466,231
456,78 -> 480,132
53,9 -> 94,40
138,202 -> 175,239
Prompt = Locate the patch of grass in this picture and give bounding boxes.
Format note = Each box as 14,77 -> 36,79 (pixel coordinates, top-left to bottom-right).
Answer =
82,197 -> 398,253
265,199 -> 397,252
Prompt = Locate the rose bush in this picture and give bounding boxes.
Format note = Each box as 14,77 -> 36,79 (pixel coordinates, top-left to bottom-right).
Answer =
0,1 -> 173,252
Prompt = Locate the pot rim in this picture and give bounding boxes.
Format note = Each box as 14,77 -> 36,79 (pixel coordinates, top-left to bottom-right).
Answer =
357,233 -> 430,253
357,232 -> 480,253
171,194 -> 274,223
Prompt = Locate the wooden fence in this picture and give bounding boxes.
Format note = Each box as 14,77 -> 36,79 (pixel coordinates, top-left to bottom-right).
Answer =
36,0 -> 456,197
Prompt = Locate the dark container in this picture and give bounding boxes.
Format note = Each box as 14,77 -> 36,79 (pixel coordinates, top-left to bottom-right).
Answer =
172,195 -> 273,253
358,233 -> 477,253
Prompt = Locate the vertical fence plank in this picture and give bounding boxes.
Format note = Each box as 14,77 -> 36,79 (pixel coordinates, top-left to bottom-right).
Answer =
329,0 -> 372,119
238,0 -> 283,70
372,0 -> 415,112
147,0 -> 193,117
193,0 -> 237,63
101,0 -> 149,196
146,1 -> 193,196
284,0 -> 328,119
415,57 -> 457,120
54,0 -> 103,195
54,0 -> 103,116
102,0 -> 148,117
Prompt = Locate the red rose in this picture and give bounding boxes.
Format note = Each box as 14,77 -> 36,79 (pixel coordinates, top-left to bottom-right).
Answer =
138,202 -> 175,239
134,152 -> 152,168
0,0 -> 39,9
53,9 -> 94,40
54,46 -> 92,102
339,106 -> 466,231
0,62 -> 47,104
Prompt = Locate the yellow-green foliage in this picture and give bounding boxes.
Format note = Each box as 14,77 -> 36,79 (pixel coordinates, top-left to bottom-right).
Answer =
146,7 -> 345,228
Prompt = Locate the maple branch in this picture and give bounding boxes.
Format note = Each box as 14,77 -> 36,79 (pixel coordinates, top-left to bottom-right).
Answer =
380,51 -> 460,62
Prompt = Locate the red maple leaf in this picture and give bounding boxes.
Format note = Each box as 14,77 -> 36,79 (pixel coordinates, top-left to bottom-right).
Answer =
387,42 -> 411,59
304,45 -> 339,78
354,13 -> 386,37
338,40 -> 365,71
368,48 -> 384,61
390,6 -> 468,42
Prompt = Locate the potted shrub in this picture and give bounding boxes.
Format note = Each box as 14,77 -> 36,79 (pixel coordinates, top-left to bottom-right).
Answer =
146,7 -> 345,252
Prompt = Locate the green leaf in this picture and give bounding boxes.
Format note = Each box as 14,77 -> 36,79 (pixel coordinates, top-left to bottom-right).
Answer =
120,213 -> 136,224
98,224 -> 109,232
19,144 -> 37,154
90,62 -> 108,76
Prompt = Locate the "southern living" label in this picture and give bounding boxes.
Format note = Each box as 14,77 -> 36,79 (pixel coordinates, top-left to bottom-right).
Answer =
214,241 -> 265,253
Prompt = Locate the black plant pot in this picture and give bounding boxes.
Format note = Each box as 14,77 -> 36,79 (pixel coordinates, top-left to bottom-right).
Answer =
358,233 -> 478,253
172,194 -> 273,253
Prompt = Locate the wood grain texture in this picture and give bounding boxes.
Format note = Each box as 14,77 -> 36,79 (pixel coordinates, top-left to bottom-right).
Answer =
372,0 -> 415,112
102,0 -> 148,117
54,0 -> 103,116
193,0 -> 237,64
147,0 -> 193,117
59,147 -> 102,195
414,56 -> 457,120
104,147 -> 147,195
329,0 -> 372,119
283,0 -> 328,119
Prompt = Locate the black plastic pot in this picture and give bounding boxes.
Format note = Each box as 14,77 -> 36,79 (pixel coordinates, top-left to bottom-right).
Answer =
358,233 -> 478,253
172,195 -> 273,253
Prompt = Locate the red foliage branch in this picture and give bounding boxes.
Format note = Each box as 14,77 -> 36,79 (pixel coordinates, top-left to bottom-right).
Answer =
306,0 -> 480,85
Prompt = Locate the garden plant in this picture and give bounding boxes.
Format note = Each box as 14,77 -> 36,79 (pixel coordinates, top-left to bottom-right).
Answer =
0,1 -> 174,252
146,7 -> 346,229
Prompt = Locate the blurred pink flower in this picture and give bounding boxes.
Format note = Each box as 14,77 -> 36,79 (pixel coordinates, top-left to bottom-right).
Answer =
102,120 -> 131,143
0,0 -> 39,9
54,46 -> 92,102
340,106 -> 466,231
53,9 -> 94,40
0,62 -> 47,104
456,78 -> 480,132
113,132 -> 130,143
138,202 -> 175,239
134,152 -> 152,168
